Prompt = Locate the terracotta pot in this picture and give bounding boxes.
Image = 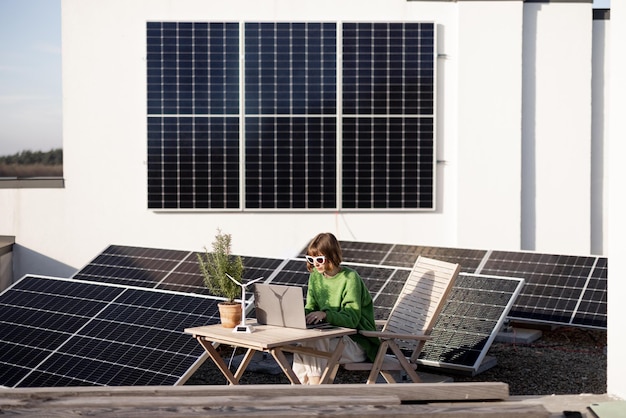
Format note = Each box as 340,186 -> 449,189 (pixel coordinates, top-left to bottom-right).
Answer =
218,302 -> 242,328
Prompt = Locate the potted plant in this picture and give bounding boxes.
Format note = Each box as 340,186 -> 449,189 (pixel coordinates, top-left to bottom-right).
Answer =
197,229 -> 245,328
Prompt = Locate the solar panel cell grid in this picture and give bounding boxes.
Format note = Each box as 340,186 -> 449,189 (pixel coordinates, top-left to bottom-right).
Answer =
417,273 -> 524,373
336,241 -> 394,265
410,246 -> 488,273
265,259 -> 310,287
480,251 -> 600,327
337,241 -> 488,272
73,245 -> 191,289
148,21 -> 436,210
0,275 -> 222,388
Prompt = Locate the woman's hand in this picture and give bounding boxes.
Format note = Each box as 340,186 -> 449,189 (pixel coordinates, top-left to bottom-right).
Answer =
306,311 -> 327,324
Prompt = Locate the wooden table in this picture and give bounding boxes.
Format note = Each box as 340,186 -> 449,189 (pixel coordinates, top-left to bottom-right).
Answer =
185,321 -> 356,385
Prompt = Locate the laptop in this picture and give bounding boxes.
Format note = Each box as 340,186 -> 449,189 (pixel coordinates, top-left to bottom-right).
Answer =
253,283 -> 336,330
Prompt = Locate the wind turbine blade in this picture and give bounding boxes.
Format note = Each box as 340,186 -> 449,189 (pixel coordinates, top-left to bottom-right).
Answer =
246,276 -> 265,286
225,273 -> 242,286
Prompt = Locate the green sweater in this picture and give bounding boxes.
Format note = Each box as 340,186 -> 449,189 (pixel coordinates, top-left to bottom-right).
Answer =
305,266 -> 380,362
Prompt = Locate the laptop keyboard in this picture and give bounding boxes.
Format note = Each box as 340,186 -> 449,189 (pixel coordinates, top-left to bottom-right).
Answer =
306,322 -> 337,330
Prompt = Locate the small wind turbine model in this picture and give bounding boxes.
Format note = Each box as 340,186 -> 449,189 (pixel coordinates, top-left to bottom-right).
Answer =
226,273 -> 264,333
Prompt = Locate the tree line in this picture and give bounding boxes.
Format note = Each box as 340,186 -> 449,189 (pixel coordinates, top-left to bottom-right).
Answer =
0,149 -> 63,177
0,149 -> 63,165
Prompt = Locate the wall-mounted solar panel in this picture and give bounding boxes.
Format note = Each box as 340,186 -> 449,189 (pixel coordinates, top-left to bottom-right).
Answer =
416,273 -> 525,375
0,275 -> 221,388
478,251 -> 606,329
148,21 -> 435,211
147,22 -> 241,210
244,22 -> 338,210
341,22 -> 435,210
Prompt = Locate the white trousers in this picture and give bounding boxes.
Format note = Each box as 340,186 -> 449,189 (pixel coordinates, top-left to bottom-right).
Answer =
292,336 -> 366,384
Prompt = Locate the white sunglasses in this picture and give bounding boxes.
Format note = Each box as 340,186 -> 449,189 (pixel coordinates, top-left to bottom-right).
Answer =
305,255 -> 326,264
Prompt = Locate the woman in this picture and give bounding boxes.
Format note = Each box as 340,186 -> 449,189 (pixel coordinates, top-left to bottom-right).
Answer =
292,232 -> 380,384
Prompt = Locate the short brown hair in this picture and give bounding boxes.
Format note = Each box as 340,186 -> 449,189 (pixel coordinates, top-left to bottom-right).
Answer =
305,232 -> 342,272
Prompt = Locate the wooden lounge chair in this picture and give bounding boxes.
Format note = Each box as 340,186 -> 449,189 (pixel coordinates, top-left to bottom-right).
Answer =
342,256 -> 461,384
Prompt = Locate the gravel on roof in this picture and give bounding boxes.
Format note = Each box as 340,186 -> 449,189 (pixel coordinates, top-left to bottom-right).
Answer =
185,326 -> 607,396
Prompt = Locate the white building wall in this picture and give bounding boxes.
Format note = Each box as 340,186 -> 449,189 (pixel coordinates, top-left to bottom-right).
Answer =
522,3 -> 592,254
0,0 -> 605,282
456,1 -> 523,250
607,0 -> 626,402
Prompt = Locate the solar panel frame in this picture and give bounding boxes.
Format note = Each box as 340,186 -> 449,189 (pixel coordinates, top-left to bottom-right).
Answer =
571,257 -> 607,328
416,273 -> 525,374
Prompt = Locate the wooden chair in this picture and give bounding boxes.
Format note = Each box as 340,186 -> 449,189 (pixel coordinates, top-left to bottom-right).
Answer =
342,256 -> 461,384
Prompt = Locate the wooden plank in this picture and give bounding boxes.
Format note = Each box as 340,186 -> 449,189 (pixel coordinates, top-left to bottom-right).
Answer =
0,401 -> 549,418
9,395 -> 400,408
0,383 -> 534,418
0,382 -> 510,402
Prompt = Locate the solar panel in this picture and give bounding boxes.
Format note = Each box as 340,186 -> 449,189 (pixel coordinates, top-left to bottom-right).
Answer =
478,251 -> 605,329
147,21 -> 435,210
147,22 -> 241,210
416,273 -> 525,375
0,275 -> 221,388
73,244 -> 284,300
404,246 -> 488,273
72,245 -> 191,289
265,259 -> 310,287
341,22 -> 435,209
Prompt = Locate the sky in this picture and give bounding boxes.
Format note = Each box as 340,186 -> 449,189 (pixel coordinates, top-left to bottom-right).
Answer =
0,0 -> 612,157
0,0 -> 61,157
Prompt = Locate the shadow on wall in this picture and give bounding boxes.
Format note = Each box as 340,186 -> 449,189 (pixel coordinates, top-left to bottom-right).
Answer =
12,244 -> 77,282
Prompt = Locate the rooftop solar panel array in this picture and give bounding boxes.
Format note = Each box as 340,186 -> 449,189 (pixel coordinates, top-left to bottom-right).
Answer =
2,240 -> 607,387
336,241 -> 607,330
